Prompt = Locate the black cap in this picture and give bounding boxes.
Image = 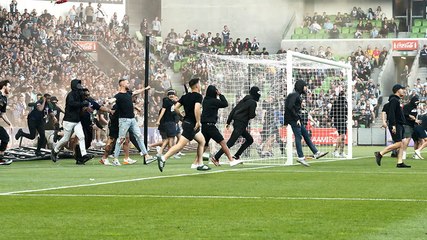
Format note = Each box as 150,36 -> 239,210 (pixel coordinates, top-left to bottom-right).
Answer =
392,84 -> 405,94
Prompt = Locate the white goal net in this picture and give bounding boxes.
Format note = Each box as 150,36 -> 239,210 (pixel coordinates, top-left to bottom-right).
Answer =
200,51 -> 352,165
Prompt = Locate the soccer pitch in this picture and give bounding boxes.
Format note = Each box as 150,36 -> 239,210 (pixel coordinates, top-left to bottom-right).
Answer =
1,146 -> 427,239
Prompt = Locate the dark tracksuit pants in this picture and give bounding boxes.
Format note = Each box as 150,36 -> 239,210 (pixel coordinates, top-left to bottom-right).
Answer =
21,118 -> 46,152
214,120 -> 253,160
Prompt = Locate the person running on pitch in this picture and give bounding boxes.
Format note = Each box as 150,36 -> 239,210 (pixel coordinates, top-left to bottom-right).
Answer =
156,78 -> 210,172
111,79 -> 152,166
203,85 -> 243,166
213,86 -> 261,163
15,93 -> 56,156
51,79 -> 92,164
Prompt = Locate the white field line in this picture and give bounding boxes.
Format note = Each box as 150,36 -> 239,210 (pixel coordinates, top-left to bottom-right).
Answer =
0,154 -> 420,196
0,165 -> 274,195
5,193 -> 427,203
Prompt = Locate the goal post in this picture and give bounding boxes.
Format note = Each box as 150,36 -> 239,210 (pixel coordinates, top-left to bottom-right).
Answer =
202,51 -> 352,165
285,51 -> 353,165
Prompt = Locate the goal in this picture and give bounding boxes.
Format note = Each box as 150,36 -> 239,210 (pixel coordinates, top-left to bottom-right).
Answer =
201,51 -> 352,165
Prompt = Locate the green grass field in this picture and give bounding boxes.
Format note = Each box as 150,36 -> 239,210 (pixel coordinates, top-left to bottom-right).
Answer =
1,146 -> 427,239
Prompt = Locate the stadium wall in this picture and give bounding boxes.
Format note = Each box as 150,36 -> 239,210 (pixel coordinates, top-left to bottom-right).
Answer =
12,1 -> 126,24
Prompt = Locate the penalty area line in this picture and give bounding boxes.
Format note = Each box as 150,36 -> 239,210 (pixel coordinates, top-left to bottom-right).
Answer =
5,193 -> 427,203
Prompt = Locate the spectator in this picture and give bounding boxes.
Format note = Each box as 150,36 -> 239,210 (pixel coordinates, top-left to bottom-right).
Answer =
329,24 -> 340,39
85,2 -> 94,23
370,27 -> 379,38
323,18 -> 333,31
379,24 -> 389,38
152,16 -> 161,36
309,20 -> 321,34
222,25 -> 230,46
420,45 -> 427,68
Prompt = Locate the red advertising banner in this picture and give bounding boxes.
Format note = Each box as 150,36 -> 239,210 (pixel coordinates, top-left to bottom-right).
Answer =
76,41 -> 97,52
392,40 -> 418,51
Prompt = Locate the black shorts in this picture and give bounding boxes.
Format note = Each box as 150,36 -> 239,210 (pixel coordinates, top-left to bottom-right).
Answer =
334,120 -> 347,135
163,121 -> 178,137
202,123 -> 224,145
109,124 -> 119,139
389,124 -> 404,142
181,121 -> 199,141
413,125 -> 427,141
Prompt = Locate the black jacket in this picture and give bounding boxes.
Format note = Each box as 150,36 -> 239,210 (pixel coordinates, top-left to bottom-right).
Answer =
387,94 -> 405,126
63,79 -> 85,123
202,85 -> 228,124
226,95 -> 257,126
284,80 -> 306,124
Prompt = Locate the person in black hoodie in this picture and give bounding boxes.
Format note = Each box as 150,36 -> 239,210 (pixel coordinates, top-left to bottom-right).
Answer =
51,79 -> 92,164
213,86 -> 261,163
330,89 -> 348,158
202,85 -> 243,167
375,84 -> 411,168
284,80 -> 328,167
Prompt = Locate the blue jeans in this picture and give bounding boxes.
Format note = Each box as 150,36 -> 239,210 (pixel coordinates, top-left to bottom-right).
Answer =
290,121 -> 318,158
114,118 -> 148,159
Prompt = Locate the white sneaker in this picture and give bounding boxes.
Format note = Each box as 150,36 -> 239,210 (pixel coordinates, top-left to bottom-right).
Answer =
178,152 -> 186,156
123,158 -> 137,165
339,153 -> 347,158
332,151 -> 340,157
413,154 -> 421,159
112,159 -> 121,166
414,150 -> 424,159
99,158 -> 112,166
297,158 -> 310,167
230,159 -> 243,167
96,141 -> 106,147
191,164 -> 201,169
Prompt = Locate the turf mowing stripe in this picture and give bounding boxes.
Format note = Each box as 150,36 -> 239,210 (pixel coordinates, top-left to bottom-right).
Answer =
6,193 -> 427,203
0,165 -> 274,195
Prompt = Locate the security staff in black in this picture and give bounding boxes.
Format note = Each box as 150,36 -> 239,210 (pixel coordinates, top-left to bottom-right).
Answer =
375,84 -> 411,168
15,94 -> 55,156
0,80 -> 12,165
214,86 -> 261,162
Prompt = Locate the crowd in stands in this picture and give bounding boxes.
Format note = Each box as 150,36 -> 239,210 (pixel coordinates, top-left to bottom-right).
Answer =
0,1 -> 389,132
299,5 -> 399,39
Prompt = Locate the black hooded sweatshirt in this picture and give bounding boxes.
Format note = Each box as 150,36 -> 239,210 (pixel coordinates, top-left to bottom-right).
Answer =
226,93 -> 257,126
387,94 -> 405,127
202,85 -> 228,124
63,79 -> 85,123
403,95 -> 419,127
284,80 -> 306,124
